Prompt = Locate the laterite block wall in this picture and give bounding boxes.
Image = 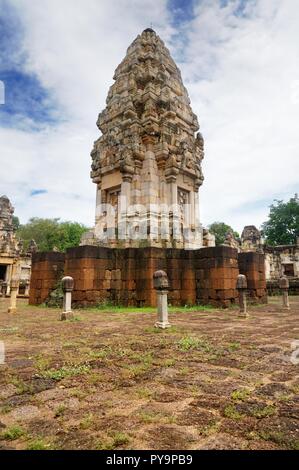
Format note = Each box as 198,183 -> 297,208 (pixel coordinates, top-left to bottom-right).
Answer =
238,252 -> 267,303
195,246 -> 239,307
29,252 -> 65,305
29,246 -> 267,308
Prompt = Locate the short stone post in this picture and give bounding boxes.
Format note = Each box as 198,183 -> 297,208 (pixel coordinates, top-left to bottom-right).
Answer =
237,274 -> 248,317
61,276 -> 74,321
24,280 -> 30,297
1,281 -> 7,297
8,279 -> 19,314
153,270 -> 171,329
279,275 -> 290,310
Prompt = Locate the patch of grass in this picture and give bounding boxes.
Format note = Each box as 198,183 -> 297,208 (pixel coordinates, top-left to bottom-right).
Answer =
26,438 -> 53,450
258,430 -> 284,444
277,394 -> 293,402
231,389 -> 251,401
177,336 -> 213,352
129,352 -> 153,365
62,341 -> 80,349
199,421 -> 220,437
144,327 -> 163,334
165,415 -> 177,424
80,413 -> 94,430
125,362 -> 152,378
169,304 -> 215,313
179,367 -> 190,375
68,316 -> 82,322
177,336 -> 200,351
110,431 -> 130,447
69,388 -> 87,399
135,387 -> 153,399
223,404 -> 243,420
289,440 -> 299,450
96,439 -> 115,450
251,405 -> 277,419
161,358 -> 176,367
34,355 -> 51,372
89,349 -> 110,359
227,342 -> 241,352
256,430 -> 299,448
138,411 -> 162,424
93,304 -> 156,314
90,303 -> 215,314
1,425 -> 26,441
0,405 -> 12,415
291,384 -> 299,394
40,364 -> 91,381
54,405 -> 67,418
138,410 -> 176,425
87,372 -> 104,385
96,431 -> 130,450
187,384 -> 200,396
10,377 -> 33,395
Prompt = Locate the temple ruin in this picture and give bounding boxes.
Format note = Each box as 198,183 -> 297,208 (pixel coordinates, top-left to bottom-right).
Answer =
0,195 -> 35,297
29,30 -> 268,308
81,28 -> 204,250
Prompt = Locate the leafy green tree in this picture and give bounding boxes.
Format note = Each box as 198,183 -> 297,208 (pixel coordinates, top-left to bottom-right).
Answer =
261,195 -> 299,245
16,218 -> 89,252
12,216 -> 20,231
208,222 -> 240,246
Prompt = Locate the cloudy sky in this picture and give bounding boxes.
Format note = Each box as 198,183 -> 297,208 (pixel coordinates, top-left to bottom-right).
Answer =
0,0 -> 298,233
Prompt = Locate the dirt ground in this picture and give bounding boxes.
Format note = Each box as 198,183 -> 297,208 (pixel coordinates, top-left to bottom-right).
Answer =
0,297 -> 298,450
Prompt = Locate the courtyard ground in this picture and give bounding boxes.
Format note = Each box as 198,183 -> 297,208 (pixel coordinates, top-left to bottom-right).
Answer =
0,297 -> 298,450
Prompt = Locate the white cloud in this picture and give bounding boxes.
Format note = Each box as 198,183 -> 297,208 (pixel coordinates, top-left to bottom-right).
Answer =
1,0 -> 171,224
177,0 -> 299,231
0,0 -> 298,234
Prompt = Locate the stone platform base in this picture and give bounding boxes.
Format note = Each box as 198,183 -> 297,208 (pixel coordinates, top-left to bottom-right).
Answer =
29,246 -> 267,308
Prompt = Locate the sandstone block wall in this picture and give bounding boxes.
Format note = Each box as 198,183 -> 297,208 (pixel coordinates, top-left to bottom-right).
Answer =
195,246 -> 239,307
29,246 -> 267,308
238,252 -> 267,303
29,252 -> 65,305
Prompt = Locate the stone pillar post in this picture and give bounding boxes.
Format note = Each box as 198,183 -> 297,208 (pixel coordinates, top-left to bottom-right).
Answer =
119,176 -> 132,241
61,276 -> 74,321
8,261 -> 20,313
279,275 -> 290,310
237,274 -> 248,318
5,264 -> 12,296
24,280 -> 30,297
153,270 -> 171,329
194,190 -> 200,227
1,282 -> 7,297
8,279 -> 19,314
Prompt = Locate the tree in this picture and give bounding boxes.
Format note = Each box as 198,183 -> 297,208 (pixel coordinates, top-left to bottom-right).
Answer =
16,218 -> 89,252
208,222 -> 240,246
12,216 -> 20,231
261,195 -> 299,246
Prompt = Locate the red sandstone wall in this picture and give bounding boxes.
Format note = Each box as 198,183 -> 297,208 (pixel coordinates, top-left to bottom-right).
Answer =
195,246 -> 239,307
238,252 -> 267,303
29,252 -> 65,305
29,246 -> 267,308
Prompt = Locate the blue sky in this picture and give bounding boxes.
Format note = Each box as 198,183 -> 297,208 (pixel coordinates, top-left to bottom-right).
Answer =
0,0 -> 298,232
0,1 -> 57,129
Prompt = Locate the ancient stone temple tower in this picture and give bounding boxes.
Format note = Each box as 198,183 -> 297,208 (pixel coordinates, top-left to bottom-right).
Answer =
83,28 -> 204,249
0,196 -> 33,297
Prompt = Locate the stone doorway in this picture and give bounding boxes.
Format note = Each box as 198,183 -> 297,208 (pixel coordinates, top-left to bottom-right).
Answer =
0,264 -> 7,281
